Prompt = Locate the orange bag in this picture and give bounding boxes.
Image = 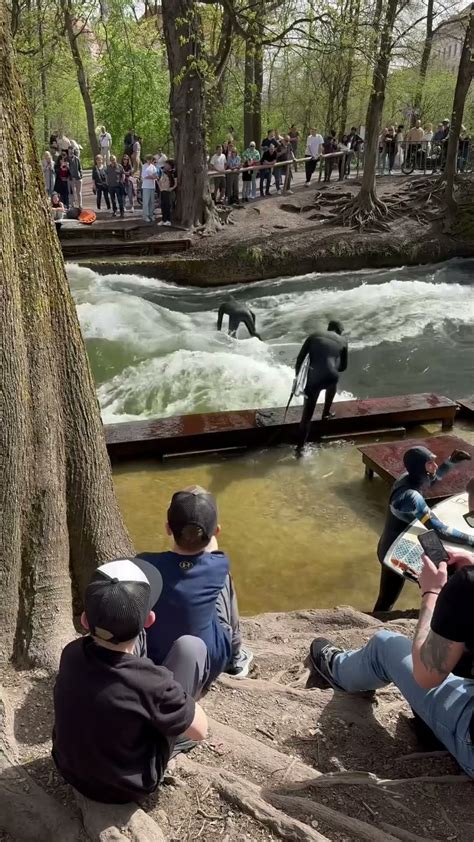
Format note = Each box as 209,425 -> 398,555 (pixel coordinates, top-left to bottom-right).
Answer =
78,209 -> 97,225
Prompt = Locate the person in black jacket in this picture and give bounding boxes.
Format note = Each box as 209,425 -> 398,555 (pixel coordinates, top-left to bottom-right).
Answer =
259,143 -> 277,196
91,154 -> 111,210
295,320 -> 347,452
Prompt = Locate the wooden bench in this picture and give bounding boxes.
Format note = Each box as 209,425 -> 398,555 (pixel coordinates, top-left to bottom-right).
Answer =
359,434 -> 474,502
104,393 -> 457,462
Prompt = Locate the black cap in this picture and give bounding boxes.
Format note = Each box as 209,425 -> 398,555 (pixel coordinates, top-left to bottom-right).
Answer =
168,486 -> 218,544
85,558 -> 163,644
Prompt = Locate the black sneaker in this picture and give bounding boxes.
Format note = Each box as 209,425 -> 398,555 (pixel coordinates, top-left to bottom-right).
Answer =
305,637 -> 343,690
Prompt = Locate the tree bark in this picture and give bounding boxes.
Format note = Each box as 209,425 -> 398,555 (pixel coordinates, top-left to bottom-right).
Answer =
444,6 -> 473,207
37,0 -> 49,145
252,36 -> 263,146
161,0 -> 219,229
411,0 -> 434,125
1,0 -> 133,667
358,0 -> 399,200
61,0 -> 99,158
244,37 -> 255,148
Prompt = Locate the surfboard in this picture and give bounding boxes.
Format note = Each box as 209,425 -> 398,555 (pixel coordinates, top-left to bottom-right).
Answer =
383,492 -> 474,581
294,354 -> 310,397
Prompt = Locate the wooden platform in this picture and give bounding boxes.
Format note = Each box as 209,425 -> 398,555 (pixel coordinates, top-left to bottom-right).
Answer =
104,392 -> 456,461
458,397 -> 474,418
359,434 -> 474,502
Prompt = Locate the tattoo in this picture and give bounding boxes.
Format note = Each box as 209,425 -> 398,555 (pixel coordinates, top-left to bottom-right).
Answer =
419,630 -> 454,674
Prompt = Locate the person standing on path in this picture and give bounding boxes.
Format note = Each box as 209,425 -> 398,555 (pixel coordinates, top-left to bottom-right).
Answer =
288,124 -> 300,169
54,152 -> 70,209
42,151 -> 55,197
121,154 -> 135,211
209,144 -> 227,204
243,141 -> 260,199
225,145 -> 241,205
99,126 -> 112,164
304,128 -> 324,186
141,155 -> 158,223
67,146 -> 83,208
91,154 -> 111,211
106,155 -> 125,218
158,160 -> 176,226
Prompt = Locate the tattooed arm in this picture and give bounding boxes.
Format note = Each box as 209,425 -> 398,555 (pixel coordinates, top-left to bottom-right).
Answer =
412,555 -> 465,689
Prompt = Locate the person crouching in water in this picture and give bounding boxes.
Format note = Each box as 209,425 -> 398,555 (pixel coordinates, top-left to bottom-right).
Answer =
374,445 -> 474,612
295,320 -> 347,453
158,160 -> 176,226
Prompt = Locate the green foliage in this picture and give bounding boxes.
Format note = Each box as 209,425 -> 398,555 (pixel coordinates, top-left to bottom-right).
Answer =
93,6 -> 170,154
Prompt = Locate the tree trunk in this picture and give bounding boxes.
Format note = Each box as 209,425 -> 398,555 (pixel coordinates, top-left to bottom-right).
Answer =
1,1 -> 133,668
37,0 -> 49,145
339,0 -> 361,134
444,6 -> 473,207
411,0 -> 434,125
358,0 -> 399,200
244,37 -> 255,148
61,0 -> 99,158
161,0 -> 218,229
252,38 -> 263,146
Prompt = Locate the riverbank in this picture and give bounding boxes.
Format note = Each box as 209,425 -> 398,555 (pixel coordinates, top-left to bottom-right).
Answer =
2,607 -> 471,842
77,176 -> 474,286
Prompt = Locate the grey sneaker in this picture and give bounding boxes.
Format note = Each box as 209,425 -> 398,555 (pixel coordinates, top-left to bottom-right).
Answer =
226,647 -> 254,679
305,637 -> 342,690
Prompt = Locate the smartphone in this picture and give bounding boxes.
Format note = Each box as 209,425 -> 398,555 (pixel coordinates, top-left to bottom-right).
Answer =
464,512 -> 474,528
418,530 -> 449,566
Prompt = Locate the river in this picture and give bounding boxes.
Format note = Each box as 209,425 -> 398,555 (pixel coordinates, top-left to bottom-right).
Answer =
68,258 -> 474,613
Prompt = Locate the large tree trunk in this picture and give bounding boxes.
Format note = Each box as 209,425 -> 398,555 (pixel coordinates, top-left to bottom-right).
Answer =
411,0 -> 434,125
338,0 -> 399,228
37,0 -> 49,145
252,37 -> 263,146
1,2 -> 133,668
61,0 -> 99,158
162,0 -> 218,229
444,6 -> 473,207
244,37 -> 255,148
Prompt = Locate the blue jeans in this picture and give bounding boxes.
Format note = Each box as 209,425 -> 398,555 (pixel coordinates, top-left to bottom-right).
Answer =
332,630 -> 474,777
142,187 -> 155,222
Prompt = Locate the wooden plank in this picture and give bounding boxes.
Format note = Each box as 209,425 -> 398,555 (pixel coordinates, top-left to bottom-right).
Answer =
359,435 -> 474,502
104,393 -> 456,462
61,237 -> 191,258
458,397 -> 474,417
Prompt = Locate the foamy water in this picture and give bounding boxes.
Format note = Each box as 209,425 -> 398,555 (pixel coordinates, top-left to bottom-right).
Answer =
67,260 -> 474,423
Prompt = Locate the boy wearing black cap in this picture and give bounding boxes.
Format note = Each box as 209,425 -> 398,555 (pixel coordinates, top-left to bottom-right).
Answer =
52,557 -> 208,804
139,485 -> 253,686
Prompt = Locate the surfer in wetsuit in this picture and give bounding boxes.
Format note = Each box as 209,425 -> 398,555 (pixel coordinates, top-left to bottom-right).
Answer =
295,320 -> 347,452
374,445 -> 474,612
217,297 -> 261,339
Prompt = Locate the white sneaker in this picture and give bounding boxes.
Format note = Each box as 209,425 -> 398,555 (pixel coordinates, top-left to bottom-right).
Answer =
277,189 -> 282,195
304,182 -> 310,187
164,220 -> 171,226
157,221 -> 164,226
226,647 -> 254,679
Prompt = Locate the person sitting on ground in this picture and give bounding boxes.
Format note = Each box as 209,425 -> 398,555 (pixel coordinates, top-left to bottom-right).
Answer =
139,486 -> 254,686
304,128 -> 324,186
305,547 -> 474,777
158,160 -> 176,226
52,557 -> 208,804
217,296 -> 261,339
209,144 -> 227,204
91,154 -> 111,211
50,192 -> 65,230
374,446 -> 474,612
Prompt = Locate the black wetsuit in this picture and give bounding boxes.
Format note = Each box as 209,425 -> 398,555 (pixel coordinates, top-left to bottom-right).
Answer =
217,301 -> 260,339
295,330 -> 348,449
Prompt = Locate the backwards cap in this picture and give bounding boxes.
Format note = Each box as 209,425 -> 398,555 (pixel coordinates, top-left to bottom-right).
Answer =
168,486 -> 218,545
85,558 -> 162,644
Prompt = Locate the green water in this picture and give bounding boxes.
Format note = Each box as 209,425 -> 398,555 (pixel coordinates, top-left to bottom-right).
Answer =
113,428 -> 474,616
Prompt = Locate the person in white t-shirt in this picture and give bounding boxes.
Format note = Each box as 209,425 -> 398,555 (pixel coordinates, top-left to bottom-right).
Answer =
209,144 -> 227,203
99,126 -> 112,164
304,129 -> 324,186
141,155 -> 158,223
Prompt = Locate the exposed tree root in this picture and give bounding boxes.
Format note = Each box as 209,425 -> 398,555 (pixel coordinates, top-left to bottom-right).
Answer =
380,822 -> 442,842
264,790 -> 401,842
330,190 -> 392,232
75,792 -> 165,842
278,770 -> 470,791
178,758 -> 331,842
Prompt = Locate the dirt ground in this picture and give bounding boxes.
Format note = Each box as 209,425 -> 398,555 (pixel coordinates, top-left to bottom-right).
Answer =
79,174 -> 474,285
1,607 -> 472,842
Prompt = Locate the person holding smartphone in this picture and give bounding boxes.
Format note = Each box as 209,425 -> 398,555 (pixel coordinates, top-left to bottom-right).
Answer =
305,547 -> 474,773
374,446 -> 474,612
